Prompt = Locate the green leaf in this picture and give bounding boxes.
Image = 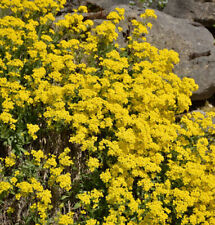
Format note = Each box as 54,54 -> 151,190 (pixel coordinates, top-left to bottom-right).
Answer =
61,195 -> 69,200
73,202 -> 81,210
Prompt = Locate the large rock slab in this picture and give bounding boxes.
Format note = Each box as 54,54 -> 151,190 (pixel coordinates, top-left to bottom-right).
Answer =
145,10 -> 215,100
85,0 -> 130,11
163,0 -> 215,28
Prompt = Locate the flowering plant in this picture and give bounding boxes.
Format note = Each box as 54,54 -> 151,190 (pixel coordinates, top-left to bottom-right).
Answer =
0,1 -> 215,224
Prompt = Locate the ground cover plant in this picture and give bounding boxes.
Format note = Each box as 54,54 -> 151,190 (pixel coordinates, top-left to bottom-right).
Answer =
0,0 -> 215,224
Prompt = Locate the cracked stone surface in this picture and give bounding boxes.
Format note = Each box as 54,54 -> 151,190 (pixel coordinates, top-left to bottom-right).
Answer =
163,0 -> 215,28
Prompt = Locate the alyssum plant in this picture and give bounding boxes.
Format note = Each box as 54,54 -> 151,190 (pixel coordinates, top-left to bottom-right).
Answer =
0,0 -> 215,224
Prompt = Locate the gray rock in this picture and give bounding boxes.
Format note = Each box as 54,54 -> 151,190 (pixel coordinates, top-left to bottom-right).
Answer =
163,0 -> 215,27
86,0 -> 130,10
145,10 -> 215,100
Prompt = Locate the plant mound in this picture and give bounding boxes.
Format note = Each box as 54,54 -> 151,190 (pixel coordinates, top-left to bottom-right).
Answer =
0,1 -> 215,224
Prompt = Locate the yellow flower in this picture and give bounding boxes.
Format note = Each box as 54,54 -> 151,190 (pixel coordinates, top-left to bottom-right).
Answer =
36,189 -> 52,205
78,5 -> 88,13
10,177 -> 17,185
27,124 -> 40,140
5,153 -> 16,167
56,173 -> 71,191
41,34 -> 53,42
50,167 -> 63,176
58,148 -> 73,167
0,181 -> 12,194
87,157 -> 100,172
115,8 -> 125,16
140,9 -> 157,19
14,170 -> 20,176
100,169 -> 111,183
77,192 -> 91,205
147,22 -> 152,29
7,207 -> 14,214
58,212 -> 74,225
0,112 -> 17,127
44,155 -> 57,168
30,178 -> 43,192
31,149 -> 44,165
107,11 -> 121,24
16,181 -> 33,195
15,193 -> 21,200
86,219 -> 97,225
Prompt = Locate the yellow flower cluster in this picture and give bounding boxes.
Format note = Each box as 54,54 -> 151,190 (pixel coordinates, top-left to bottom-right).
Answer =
0,148 -> 75,224
0,181 -> 12,195
107,8 -> 125,24
56,173 -> 72,191
58,212 -> 74,225
4,153 -> 16,167
27,124 -> 40,140
78,189 -> 103,209
0,1 -> 215,224
58,147 -> 73,167
87,157 -> 100,172
31,149 -> 45,165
